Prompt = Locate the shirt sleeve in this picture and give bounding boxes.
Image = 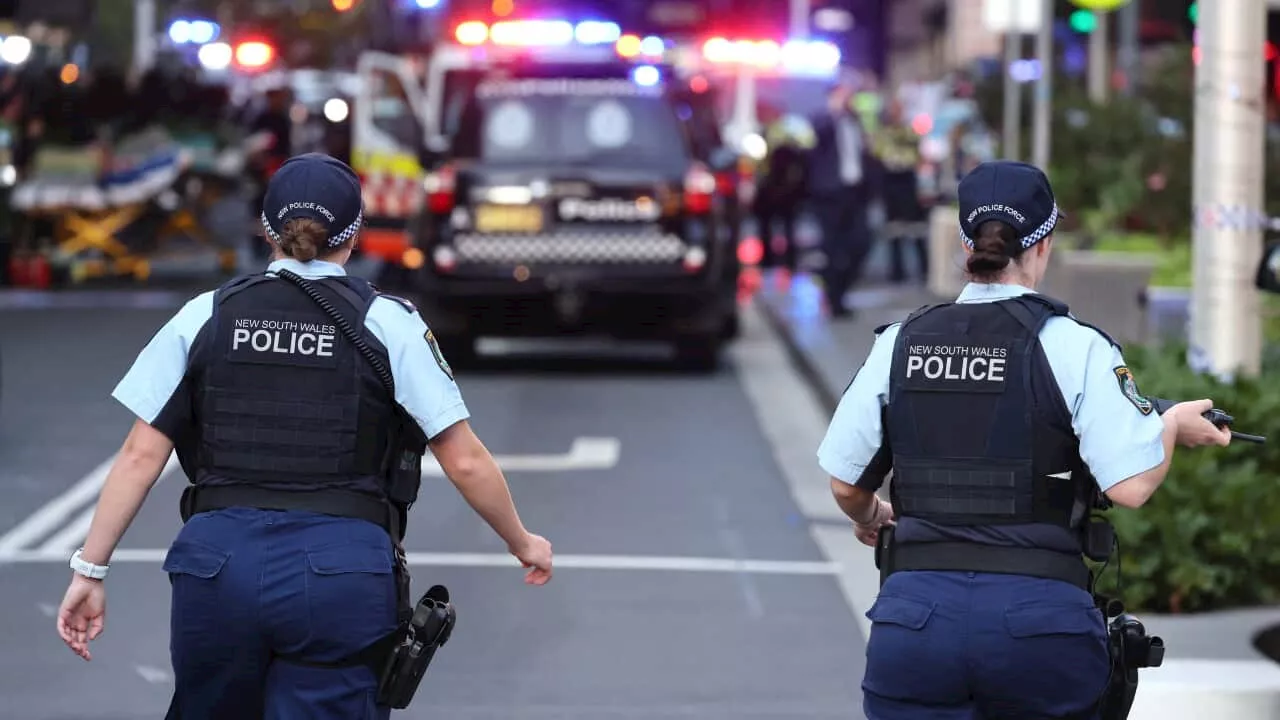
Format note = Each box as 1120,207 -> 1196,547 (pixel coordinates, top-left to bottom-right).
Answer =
111,291 -> 215,424
817,324 -> 898,488
365,297 -> 470,440
1049,324 -> 1167,493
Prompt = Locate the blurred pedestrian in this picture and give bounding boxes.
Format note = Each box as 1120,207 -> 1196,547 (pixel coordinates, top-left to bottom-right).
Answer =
55,153 -> 553,719
872,98 -> 929,284
808,83 -> 873,317
754,105 -> 808,271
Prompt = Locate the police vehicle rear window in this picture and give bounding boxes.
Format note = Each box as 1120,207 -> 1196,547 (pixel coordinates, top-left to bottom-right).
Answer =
452,78 -> 691,173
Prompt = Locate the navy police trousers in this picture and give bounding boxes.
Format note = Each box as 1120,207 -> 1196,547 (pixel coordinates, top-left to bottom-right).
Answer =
162,507 -> 399,720
863,571 -> 1110,720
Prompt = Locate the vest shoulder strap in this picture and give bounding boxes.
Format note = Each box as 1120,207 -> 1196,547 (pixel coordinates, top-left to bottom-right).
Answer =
894,302 -> 951,332
213,273 -> 270,305
1021,292 -> 1121,350
323,277 -> 379,325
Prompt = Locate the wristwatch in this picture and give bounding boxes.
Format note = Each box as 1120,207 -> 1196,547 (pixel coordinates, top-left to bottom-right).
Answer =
70,548 -> 109,580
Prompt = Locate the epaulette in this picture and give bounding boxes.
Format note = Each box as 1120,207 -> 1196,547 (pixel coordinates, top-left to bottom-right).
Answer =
873,322 -> 900,336
1066,315 -> 1122,351
376,292 -> 418,314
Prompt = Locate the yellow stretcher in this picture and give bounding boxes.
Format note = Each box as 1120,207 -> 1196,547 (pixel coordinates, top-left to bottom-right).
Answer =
10,143 -> 238,285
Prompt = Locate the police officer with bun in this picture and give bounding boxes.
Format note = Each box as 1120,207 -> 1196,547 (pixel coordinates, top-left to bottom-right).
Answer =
817,160 -> 1232,719
54,153 -> 554,719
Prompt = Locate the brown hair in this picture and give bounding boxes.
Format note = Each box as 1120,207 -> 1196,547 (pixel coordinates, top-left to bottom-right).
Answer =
277,218 -> 331,262
965,220 -> 1027,281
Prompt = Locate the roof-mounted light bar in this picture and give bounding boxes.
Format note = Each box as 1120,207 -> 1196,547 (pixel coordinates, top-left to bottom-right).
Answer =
700,37 -> 841,74
454,19 -> 627,48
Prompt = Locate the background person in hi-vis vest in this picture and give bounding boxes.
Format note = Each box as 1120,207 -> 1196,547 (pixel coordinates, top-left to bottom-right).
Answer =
53,153 -> 554,720
816,160 -> 1232,719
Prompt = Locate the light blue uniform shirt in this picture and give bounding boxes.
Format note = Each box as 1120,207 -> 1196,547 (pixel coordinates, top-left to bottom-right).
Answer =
112,258 -> 470,440
817,282 -> 1166,494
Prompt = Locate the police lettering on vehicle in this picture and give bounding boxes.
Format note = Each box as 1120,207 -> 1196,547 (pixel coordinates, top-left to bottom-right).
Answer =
558,197 -> 661,222
228,311 -> 340,368
902,340 -> 1012,392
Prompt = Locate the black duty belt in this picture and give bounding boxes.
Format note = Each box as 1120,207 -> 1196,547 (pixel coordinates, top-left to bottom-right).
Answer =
883,538 -> 1092,590
181,484 -> 395,537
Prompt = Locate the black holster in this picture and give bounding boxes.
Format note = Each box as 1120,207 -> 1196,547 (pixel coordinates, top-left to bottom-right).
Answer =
1096,608 -> 1165,720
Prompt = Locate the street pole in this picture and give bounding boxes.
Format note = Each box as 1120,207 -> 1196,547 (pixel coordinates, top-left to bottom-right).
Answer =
1087,8 -> 1109,103
1116,0 -> 1139,95
1001,1 -> 1023,161
789,0 -> 810,40
132,0 -> 156,76
1030,0 -> 1053,171
1189,0 -> 1266,378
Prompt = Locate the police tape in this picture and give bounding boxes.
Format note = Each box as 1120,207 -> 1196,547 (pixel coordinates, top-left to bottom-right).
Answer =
1191,204 -> 1280,232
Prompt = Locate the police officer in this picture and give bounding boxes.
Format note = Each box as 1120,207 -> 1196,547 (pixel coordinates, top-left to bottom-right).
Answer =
54,153 -> 554,720
817,160 -> 1232,719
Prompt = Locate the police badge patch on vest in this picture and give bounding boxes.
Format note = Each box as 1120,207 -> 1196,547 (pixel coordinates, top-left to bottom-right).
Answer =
424,330 -> 453,380
1113,366 -> 1153,415
228,311 -> 340,368
901,339 -> 1012,393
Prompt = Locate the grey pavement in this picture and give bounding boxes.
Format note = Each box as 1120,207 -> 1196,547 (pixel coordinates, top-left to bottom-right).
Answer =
0,283 -> 868,719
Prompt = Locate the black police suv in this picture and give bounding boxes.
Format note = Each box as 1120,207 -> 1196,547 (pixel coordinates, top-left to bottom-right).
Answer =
399,67 -> 740,370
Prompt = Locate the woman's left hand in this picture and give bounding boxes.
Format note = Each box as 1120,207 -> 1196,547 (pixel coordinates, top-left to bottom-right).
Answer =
56,575 -> 106,661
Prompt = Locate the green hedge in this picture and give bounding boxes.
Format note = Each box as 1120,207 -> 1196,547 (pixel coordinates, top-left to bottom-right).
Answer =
1091,344 -> 1280,613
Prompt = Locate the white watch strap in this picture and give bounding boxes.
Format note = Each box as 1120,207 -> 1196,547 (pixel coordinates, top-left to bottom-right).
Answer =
70,548 -> 109,580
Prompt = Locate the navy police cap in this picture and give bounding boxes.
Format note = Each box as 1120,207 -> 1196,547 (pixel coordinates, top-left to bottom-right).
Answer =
957,161 -> 1064,251
261,153 -> 364,250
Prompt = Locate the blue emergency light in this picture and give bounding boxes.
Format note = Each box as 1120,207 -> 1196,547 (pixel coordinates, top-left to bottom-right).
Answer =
575,21 -> 621,44
168,19 -> 219,45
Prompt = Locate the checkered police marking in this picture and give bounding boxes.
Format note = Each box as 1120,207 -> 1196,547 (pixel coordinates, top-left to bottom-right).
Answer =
453,232 -> 686,264
1113,366 -> 1153,415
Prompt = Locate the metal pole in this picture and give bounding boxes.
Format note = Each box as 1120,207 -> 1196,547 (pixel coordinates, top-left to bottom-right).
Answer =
1001,2 -> 1022,161
1030,0 -> 1053,171
1189,0 -> 1266,378
133,0 -> 156,76
789,0 -> 810,40
1117,0 -> 1140,95
1087,9 -> 1109,103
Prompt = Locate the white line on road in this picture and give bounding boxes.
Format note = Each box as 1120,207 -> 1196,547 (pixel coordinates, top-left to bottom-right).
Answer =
0,547 -> 840,576
0,454 -> 120,554
423,437 -> 621,475
34,454 -> 182,556
135,665 -> 173,684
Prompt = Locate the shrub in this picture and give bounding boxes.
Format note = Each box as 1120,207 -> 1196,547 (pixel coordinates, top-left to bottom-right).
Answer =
1090,344 -> 1280,613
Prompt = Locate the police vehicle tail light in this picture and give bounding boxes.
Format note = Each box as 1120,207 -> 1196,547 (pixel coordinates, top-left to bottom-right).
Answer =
681,246 -> 707,273
423,165 -> 456,214
432,245 -> 457,272
683,163 -> 716,215
713,170 -> 736,197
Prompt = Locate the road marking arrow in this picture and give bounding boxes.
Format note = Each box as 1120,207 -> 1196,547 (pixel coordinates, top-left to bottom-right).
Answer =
422,437 -> 620,475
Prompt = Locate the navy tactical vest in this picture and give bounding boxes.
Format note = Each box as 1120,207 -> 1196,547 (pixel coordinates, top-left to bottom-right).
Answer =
186,273 -> 398,499
883,294 -> 1101,581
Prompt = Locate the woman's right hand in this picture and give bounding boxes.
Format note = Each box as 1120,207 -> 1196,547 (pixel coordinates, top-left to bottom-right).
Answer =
1170,399 -> 1233,448
510,533 -> 553,586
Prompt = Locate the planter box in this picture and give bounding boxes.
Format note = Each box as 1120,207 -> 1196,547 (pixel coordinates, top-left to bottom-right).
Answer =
1043,250 -> 1156,347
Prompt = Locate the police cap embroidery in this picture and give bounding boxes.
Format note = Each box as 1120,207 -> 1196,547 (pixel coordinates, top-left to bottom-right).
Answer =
1113,366 -> 1153,415
424,329 -> 453,380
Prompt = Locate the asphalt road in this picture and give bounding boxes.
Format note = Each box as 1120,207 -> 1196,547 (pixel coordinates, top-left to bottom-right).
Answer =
0,286 -> 868,720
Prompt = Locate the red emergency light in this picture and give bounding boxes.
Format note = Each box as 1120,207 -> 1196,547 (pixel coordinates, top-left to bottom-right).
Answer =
234,40 -> 275,69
